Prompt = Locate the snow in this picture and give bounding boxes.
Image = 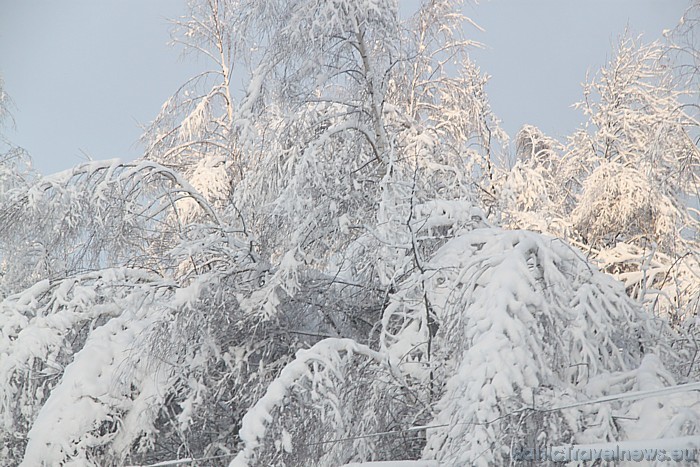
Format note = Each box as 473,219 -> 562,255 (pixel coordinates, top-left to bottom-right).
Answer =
1,2 -> 699,466
229,338 -> 385,467
408,229 -> 651,465
21,305 -> 164,466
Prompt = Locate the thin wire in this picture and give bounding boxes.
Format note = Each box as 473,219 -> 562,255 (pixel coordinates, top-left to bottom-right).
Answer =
309,381 -> 700,447
544,380 -> 700,412
130,380 -> 700,466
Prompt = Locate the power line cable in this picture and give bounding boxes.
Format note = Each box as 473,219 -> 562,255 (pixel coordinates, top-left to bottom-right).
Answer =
131,380 -> 700,466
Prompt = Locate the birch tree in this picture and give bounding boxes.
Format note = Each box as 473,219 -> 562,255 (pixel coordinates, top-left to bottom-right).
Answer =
498,34 -> 700,326
142,0 -> 237,218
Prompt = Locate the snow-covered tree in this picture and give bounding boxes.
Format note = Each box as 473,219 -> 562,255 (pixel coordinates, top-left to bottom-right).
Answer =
498,34 -> 700,327
142,0 -> 237,219
572,38 -> 699,328
398,229 -> 680,466
569,37 -> 698,248
0,81 -> 33,300
223,0 -> 503,316
668,1 -> 700,108
495,125 -> 570,235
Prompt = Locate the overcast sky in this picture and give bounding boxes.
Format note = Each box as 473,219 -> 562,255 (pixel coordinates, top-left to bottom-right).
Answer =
0,0 -> 691,174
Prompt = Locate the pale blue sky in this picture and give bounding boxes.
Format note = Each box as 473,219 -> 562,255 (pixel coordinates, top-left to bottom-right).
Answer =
0,1 -> 691,174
